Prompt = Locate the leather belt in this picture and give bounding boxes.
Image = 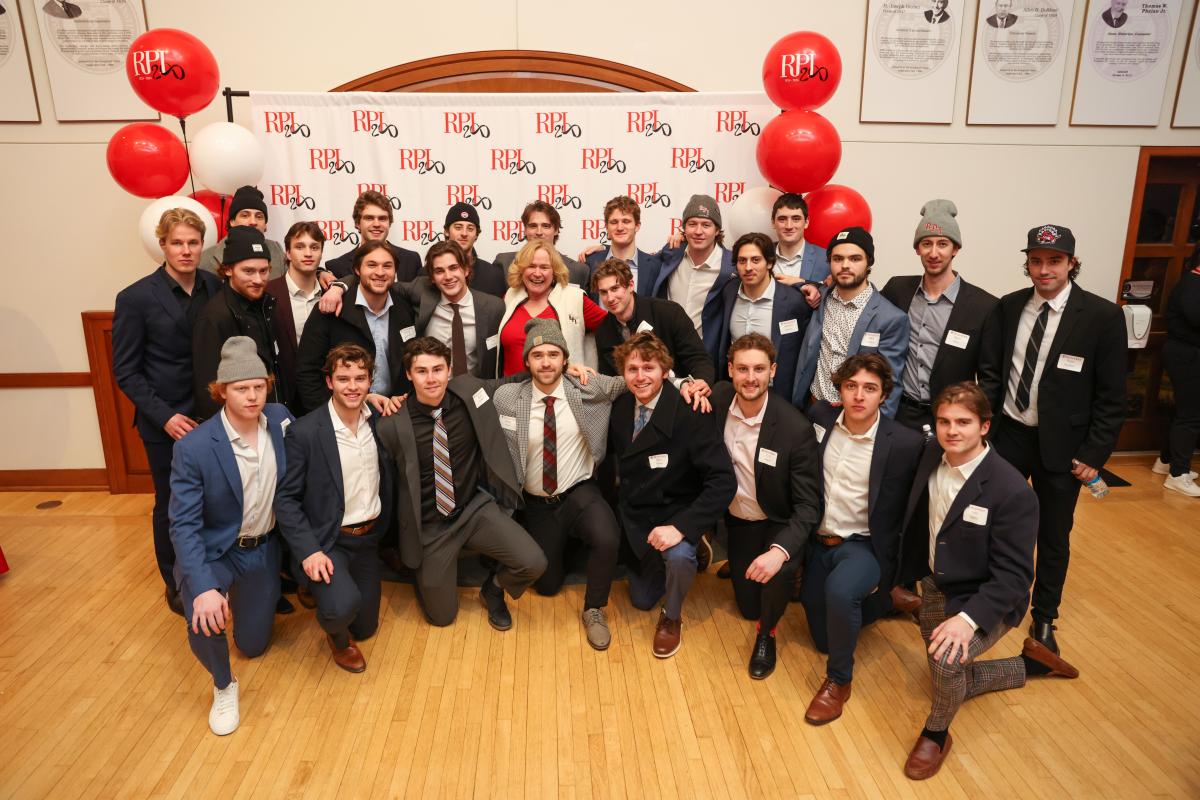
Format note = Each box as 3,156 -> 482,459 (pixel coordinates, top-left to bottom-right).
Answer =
524,480 -> 589,506
814,532 -> 845,547
901,394 -> 931,411
236,532 -> 272,549
340,519 -> 377,536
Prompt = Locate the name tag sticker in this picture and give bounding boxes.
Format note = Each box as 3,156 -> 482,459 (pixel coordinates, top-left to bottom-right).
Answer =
486,334 -> 499,350
1057,354 -> 1084,373
648,454 -> 669,469
945,330 -> 970,349
400,326 -> 417,342
813,423 -> 826,443
861,331 -> 880,348
637,320 -> 654,333
963,504 -> 989,525
472,388 -> 489,408
779,319 -> 799,335
499,414 -> 517,431
758,448 -> 778,467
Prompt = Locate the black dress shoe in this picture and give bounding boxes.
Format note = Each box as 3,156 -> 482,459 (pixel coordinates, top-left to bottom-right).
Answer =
696,534 -> 713,573
275,595 -> 295,615
1030,620 -> 1059,654
479,576 -> 512,631
716,562 -> 731,580
748,632 -> 777,680
165,586 -> 184,617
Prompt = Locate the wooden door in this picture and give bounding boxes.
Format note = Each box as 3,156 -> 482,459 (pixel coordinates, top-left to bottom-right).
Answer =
83,311 -> 152,493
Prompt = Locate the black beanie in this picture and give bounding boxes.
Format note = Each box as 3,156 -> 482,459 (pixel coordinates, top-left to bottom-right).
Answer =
227,185 -> 268,224
826,226 -> 875,266
221,225 -> 269,266
445,202 -> 481,231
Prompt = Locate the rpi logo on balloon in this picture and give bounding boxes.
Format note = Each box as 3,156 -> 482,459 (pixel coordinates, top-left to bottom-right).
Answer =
493,220 -> 525,246
671,147 -> 716,174
446,185 -> 493,210
626,111 -> 672,137
398,148 -> 446,175
355,184 -> 403,210
491,148 -> 537,175
535,112 -> 583,139
627,182 -> 670,209
714,182 -> 745,204
444,112 -> 491,139
537,184 -> 582,210
352,110 -> 399,139
129,49 -> 182,80
263,111 -> 311,138
309,148 -> 356,175
269,184 -> 316,211
581,148 -> 626,174
779,52 -> 829,82
316,220 -> 357,246
715,111 -> 761,137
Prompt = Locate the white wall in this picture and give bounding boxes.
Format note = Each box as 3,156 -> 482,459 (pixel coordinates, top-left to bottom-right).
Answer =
1,0 -> 1194,470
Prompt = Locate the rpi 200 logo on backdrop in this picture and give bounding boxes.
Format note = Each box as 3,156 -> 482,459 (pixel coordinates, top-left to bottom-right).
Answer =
251,91 -> 774,262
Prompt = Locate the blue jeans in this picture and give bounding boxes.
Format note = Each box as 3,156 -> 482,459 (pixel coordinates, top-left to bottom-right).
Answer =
628,539 -> 697,620
800,538 -> 881,684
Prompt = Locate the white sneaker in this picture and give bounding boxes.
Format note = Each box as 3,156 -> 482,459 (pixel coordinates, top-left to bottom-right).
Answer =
209,678 -> 240,735
1163,474 -> 1200,498
1154,458 -> 1197,479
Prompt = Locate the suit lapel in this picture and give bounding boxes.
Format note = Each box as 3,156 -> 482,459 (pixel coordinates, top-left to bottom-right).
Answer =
341,289 -> 374,342
316,409 -> 345,499
905,444 -> 942,525
1002,288 -> 1032,370
516,383 -> 533,475
267,413 -> 288,487
210,419 -> 244,507
1042,283 -> 1083,372
753,397 -> 778,491
937,451 -> 992,539
420,283 -> 438,331
848,291 -> 879,351
868,419 -> 891,515
150,268 -> 191,338
626,384 -> 677,458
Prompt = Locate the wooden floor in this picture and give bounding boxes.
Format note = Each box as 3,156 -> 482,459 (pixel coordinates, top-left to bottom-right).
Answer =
0,460 -> 1197,799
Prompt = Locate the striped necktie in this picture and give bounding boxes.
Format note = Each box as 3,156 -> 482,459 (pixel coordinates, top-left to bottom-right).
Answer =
432,408 -> 455,516
542,396 -> 557,495
633,404 -> 650,439
1015,302 -> 1050,412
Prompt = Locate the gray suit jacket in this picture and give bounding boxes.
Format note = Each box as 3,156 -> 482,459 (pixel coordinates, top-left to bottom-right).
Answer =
394,277 -> 504,378
492,373 -> 627,489
494,248 -> 589,290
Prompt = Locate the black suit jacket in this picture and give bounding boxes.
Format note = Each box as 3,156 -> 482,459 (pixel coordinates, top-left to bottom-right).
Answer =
711,384 -> 821,557
595,294 -> 716,383
585,248 -> 664,296
880,275 -> 998,402
469,252 -> 507,298
807,402 -> 925,600
264,275 -> 317,412
374,376 -> 523,569
899,445 -> 1038,632
192,283 -> 287,420
608,381 -> 736,558
715,278 -> 812,403
112,266 -> 221,442
275,404 -> 394,559
325,242 -> 421,283
294,286 -> 417,411
978,282 -> 1127,471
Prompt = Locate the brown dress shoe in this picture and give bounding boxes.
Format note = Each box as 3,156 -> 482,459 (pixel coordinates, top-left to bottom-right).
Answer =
890,585 -> 921,615
1021,637 -> 1080,678
904,733 -> 952,780
652,610 -> 682,658
804,678 -> 852,725
327,634 -> 366,673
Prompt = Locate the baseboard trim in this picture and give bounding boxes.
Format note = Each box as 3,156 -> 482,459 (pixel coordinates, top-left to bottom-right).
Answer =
0,468 -> 109,492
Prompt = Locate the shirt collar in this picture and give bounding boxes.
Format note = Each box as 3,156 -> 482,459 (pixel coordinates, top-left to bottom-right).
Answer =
534,379 -> 567,404
834,409 -> 881,441
917,273 -> 961,304
356,289 -> 394,318
285,271 -> 320,300
639,386 -> 664,412
729,393 -> 769,426
940,443 -> 989,480
220,408 -> 267,446
775,247 -> 803,266
831,282 -> 873,309
327,398 -> 371,433
737,277 -> 776,303
607,247 -> 639,267
685,247 -> 720,271
437,289 -> 474,310
1037,280 -> 1072,313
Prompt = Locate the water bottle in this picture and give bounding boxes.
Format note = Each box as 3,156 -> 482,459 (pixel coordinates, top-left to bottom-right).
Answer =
921,424 -> 934,444
1073,460 -> 1109,498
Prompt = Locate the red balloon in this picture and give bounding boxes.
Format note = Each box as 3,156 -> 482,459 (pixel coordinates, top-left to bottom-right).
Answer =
762,31 -> 843,111
125,28 -> 219,118
755,111 -> 841,195
803,185 -> 872,250
106,123 -> 189,198
188,189 -> 228,241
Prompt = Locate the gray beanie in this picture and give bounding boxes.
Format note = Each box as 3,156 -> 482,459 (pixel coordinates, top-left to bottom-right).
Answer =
523,317 -> 569,362
682,194 -> 722,230
216,336 -> 268,383
913,199 -> 962,247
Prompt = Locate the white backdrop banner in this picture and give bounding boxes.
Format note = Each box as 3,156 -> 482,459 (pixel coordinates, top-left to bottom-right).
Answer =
249,91 -> 777,265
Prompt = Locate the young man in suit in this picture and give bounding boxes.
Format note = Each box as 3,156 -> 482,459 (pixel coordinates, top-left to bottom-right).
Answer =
978,225 -> 1126,654
592,259 -> 715,387
493,318 -> 627,650
113,207 -> 221,615
265,221 -> 326,413
276,344 -> 392,673
493,201 -> 589,289
199,186 -> 286,280
771,193 -> 831,289
713,333 -> 821,678
881,200 -> 998,433
296,242 -> 418,413
792,227 -> 910,418
716,232 -> 812,403
800,354 -> 924,724
608,331 -> 736,657
583,195 -> 663,295
323,190 -> 421,282
375,337 -> 547,630
169,337 -> 293,736
897,382 -> 1078,780
652,195 -> 737,365
445,202 -> 506,297
192,226 -> 288,421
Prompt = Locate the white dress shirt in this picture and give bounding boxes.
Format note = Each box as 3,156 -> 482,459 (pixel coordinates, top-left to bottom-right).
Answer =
426,290 -> 478,372
525,380 -> 594,496
731,278 -> 776,340
328,401 -> 382,526
1004,282 -> 1072,426
285,272 -> 322,344
819,411 -> 878,538
219,409 -> 277,537
775,248 -> 804,280
927,444 -> 990,630
667,248 -> 722,335
724,394 -> 769,522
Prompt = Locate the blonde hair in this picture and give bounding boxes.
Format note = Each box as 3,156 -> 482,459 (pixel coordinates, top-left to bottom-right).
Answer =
155,208 -> 207,243
507,240 -> 569,291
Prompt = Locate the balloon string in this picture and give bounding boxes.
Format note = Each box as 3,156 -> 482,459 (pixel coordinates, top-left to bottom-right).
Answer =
178,116 -> 197,197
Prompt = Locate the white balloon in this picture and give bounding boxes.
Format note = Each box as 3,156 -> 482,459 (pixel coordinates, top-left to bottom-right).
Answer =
725,186 -> 783,243
138,195 -> 219,261
189,122 -> 264,196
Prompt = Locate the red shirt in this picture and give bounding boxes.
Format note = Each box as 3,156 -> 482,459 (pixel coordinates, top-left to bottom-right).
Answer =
499,295 -> 607,375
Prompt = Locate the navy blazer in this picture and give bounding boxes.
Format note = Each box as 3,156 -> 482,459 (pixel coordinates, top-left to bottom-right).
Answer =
652,245 -> 737,365
168,403 -> 293,596
791,285 -> 910,418
584,247 -> 663,296
112,266 -> 221,442
715,278 -> 812,404
807,402 -> 924,600
781,241 -> 831,284
274,403 -> 394,560
898,445 -> 1038,633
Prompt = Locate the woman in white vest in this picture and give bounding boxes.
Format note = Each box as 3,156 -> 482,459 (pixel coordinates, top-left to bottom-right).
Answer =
496,241 -> 606,375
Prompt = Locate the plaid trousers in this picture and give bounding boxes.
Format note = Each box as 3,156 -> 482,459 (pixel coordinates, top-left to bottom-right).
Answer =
919,576 -> 1026,731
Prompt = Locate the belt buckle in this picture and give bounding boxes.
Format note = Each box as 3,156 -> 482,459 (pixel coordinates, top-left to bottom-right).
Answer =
237,533 -> 265,549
